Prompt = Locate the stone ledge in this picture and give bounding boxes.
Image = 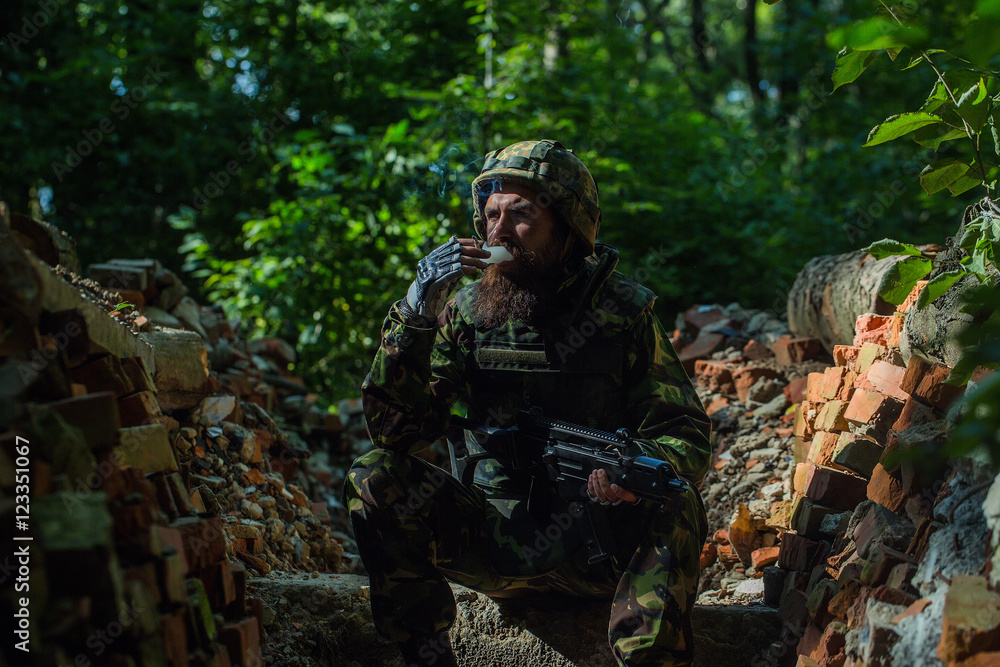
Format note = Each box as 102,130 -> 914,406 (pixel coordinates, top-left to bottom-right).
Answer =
250,573 -> 781,666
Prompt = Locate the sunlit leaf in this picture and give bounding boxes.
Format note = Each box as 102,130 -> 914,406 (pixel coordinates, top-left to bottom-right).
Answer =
863,238 -> 923,259
917,270 -> 964,308
827,17 -> 928,51
864,112 -> 943,146
877,256 -> 934,304
832,48 -> 880,91
920,159 -> 971,195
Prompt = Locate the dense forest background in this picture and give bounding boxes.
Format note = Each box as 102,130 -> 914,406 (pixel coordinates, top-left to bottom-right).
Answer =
1,0 -> 991,398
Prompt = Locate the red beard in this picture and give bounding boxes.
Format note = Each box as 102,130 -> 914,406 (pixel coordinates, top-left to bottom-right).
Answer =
471,236 -> 565,328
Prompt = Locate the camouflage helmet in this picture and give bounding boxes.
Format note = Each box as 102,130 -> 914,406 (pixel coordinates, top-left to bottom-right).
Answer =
471,139 -> 601,254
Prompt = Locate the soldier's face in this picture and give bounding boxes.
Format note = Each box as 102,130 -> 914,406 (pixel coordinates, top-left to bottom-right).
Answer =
483,185 -> 558,260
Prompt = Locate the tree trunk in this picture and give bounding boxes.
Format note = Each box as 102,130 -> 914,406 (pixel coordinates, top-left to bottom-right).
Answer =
786,250 -> 901,351
744,0 -> 762,105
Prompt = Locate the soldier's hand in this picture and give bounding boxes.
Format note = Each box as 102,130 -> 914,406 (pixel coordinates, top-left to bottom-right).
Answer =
404,237 -> 489,319
587,468 -> 639,506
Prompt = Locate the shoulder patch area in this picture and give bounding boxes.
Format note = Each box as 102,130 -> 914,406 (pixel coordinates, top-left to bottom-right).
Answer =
592,271 -> 656,330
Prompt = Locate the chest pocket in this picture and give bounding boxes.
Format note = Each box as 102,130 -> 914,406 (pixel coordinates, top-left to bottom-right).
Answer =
468,335 -> 627,429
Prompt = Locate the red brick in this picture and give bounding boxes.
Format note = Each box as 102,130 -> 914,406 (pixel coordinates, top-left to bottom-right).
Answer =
938,575 -> 1000,663
913,363 -> 964,410
892,396 -> 940,432
218,616 -> 261,667
796,622 -> 825,660
732,366 -> 783,402
677,333 -> 725,374
160,607 -> 188,667
867,463 -> 906,512
898,280 -> 929,314
793,465 -> 810,494
694,359 -> 736,394
954,652 -> 1000,667
784,376 -> 809,404
818,366 -> 847,400
855,360 -> 909,401
683,305 -> 727,334
772,337 -> 825,365
48,392 -> 121,450
807,579 -> 839,626
778,533 -> 831,572
828,578 -> 864,622
886,311 -> 906,349
805,465 -> 869,511
853,314 -> 893,347
831,432 -> 883,479
69,354 -> 135,397
807,432 -> 842,467
118,390 -> 165,428
790,495 -> 843,538
805,372 -> 826,403
742,338 -> 774,361
856,342 -> 893,374
814,400 -> 849,433
700,542 -> 718,569
704,396 -> 731,416
752,546 -> 780,570
120,356 -> 155,394
844,389 -> 905,439
833,345 -> 861,370
899,355 -> 931,394
809,620 -> 848,666
861,544 -> 915,586
173,516 -> 226,574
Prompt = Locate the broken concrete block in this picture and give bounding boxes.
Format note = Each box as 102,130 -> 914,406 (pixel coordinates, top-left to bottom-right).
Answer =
141,328 -> 211,410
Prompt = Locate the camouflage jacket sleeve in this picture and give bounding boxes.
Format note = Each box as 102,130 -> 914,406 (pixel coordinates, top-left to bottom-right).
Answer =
624,309 -> 712,486
361,299 -> 466,453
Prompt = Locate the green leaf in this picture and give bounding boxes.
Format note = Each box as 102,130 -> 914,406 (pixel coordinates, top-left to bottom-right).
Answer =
864,112 -> 944,147
827,17 -> 928,52
920,159 -> 971,195
863,238 -> 923,259
831,49 -> 880,91
911,123 -> 967,150
961,17 -> 1000,67
877,256 -> 934,304
962,251 -> 989,280
948,172 -> 984,196
917,270 -> 964,308
991,111 -> 1000,158
978,0 -> 1000,18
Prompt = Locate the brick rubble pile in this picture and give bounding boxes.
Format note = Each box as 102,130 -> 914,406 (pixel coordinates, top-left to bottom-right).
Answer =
1,210 -> 357,666
678,278 -> 1000,665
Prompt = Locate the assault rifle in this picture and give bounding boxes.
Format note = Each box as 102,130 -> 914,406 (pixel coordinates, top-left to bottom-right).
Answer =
449,410 -> 689,564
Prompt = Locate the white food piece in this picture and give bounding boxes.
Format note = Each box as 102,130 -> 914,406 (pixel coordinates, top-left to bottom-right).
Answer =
482,245 -> 514,264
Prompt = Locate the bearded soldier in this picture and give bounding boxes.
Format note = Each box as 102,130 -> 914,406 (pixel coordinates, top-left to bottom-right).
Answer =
344,139 -> 711,667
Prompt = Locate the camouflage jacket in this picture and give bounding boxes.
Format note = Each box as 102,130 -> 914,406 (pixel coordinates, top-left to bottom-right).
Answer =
362,244 -> 711,494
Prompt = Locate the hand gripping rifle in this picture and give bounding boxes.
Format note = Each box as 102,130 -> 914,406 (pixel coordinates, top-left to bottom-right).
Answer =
449,409 -> 689,564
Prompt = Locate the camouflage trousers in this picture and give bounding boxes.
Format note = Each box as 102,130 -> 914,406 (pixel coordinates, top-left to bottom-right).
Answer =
344,448 -> 708,667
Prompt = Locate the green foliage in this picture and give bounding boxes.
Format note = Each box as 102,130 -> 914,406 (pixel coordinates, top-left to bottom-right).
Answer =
833,1 -> 1000,470
3,0 -> 986,402
830,0 -> 1000,198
